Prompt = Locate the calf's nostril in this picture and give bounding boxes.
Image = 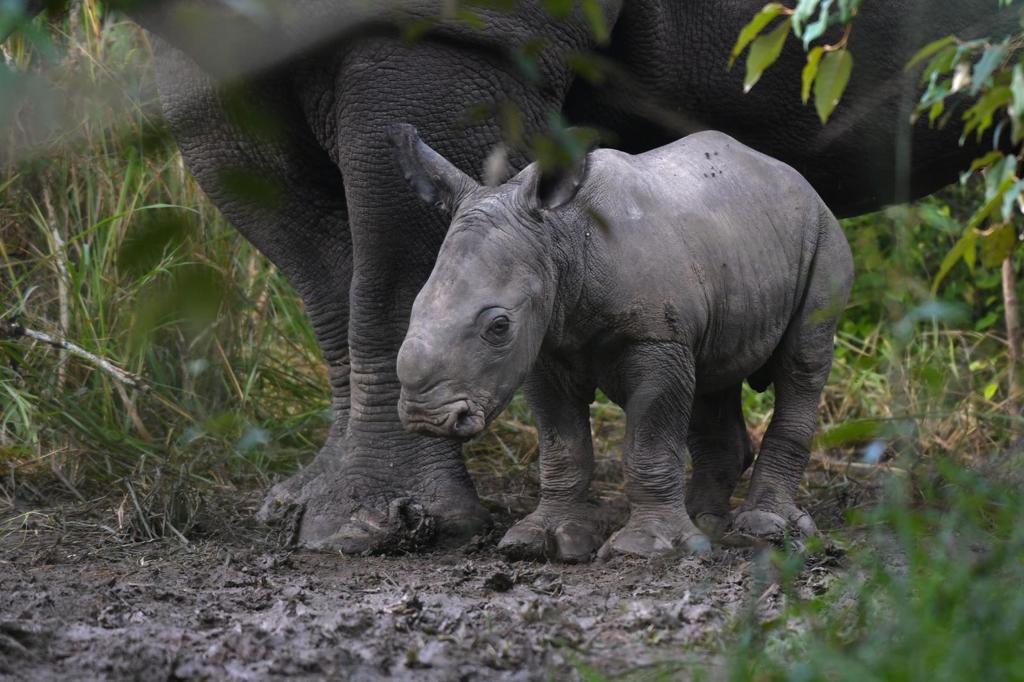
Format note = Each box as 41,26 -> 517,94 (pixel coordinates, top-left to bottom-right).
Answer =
451,405 -> 484,438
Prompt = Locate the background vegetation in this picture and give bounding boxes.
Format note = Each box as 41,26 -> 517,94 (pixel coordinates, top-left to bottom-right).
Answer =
1,2 -> 1022,679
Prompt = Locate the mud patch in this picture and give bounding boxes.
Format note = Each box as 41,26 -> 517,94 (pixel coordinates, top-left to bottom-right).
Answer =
0,495 -> 854,682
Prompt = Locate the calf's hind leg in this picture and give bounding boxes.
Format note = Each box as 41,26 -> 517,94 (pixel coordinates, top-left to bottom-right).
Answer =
733,224 -> 853,543
731,357 -> 826,542
686,384 -> 753,539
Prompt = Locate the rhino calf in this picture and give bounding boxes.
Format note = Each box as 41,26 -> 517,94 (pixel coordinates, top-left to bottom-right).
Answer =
391,124 -> 853,562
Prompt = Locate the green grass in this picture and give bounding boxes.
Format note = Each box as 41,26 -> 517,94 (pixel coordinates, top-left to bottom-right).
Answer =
1,5 -> 328,538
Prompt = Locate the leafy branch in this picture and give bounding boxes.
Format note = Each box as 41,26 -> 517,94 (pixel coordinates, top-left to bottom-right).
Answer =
729,0 -> 862,123
732,0 -> 1024,415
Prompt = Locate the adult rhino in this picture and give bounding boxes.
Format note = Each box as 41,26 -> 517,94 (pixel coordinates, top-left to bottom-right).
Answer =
25,0 -> 1016,553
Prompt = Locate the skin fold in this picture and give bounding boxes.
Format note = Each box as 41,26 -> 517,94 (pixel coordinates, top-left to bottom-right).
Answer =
119,0 -> 1015,553
394,124 -> 854,562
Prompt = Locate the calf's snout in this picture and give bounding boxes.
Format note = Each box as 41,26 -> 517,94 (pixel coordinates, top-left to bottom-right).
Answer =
396,336 -> 437,394
396,336 -> 486,439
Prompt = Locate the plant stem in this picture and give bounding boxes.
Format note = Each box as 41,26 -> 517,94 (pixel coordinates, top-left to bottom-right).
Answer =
1003,252 -> 1020,428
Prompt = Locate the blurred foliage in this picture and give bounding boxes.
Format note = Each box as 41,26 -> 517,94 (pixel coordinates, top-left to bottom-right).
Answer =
725,456 -> 1024,681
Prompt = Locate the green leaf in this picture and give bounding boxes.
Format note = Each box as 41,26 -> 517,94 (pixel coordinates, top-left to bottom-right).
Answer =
454,9 -> 486,29
906,35 -> 957,71
975,311 -> 1000,331
983,382 -> 999,401
835,0 -> 861,22
791,0 -> 820,36
921,45 -> 960,84
932,231 -> 978,294
541,0 -> 573,18
802,0 -> 834,49
1000,178 -> 1024,223
962,86 -> 1012,142
970,41 -> 1009,95
1011,63 -> 1024,143
581,0 -> 610,45
814,49 -> 853,123
966,173 -> 1015,232
981,222 -> 1018,268
743,19 -> 791,92
985,152 -> 1017,201
969,150 -> 1005,173
566,51 -> 605,85
730,3 -> 786,69
813,419 -> 904,448
802,46 -> 825,103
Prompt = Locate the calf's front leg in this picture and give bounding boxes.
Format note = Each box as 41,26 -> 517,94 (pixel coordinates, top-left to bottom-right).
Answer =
599,343 -> 711,559
498,359 -> 607,563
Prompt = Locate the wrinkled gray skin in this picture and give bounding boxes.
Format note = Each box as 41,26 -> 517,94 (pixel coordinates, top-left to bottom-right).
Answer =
68,0 -> 1016,553
394,125 -> 853,561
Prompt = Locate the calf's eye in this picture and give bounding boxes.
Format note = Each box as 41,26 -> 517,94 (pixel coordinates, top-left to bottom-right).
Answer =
483,314 -> 511,344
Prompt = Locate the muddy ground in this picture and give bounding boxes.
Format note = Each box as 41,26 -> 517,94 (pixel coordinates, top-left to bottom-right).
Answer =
0,465 -> 869,681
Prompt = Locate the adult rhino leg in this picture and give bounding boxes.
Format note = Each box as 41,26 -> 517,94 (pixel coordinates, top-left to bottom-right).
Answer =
498,362 -> 605,563
686,384 -> 753,540
295,38 -> 577,554
152,43 -> 353,522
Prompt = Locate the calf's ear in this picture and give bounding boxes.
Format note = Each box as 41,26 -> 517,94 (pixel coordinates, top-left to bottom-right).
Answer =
389,124 -> 478,214
533,155 -> 587,210
526,129 -> 595,211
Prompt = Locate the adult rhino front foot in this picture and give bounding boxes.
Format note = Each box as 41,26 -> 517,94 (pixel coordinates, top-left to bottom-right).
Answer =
498,502 -> 606,563
597,508 -> 711,560
729,502 -> 817,547
256,435 -> 343,527
258,436 -> 490,554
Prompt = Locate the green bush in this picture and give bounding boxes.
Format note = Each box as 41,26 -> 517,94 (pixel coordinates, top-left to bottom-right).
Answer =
730,456 -> 1024,681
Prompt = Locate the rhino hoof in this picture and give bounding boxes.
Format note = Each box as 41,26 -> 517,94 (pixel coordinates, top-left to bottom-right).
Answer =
730,506 -> 817,547
498,506 -> 605,563
597,516 -> 710,560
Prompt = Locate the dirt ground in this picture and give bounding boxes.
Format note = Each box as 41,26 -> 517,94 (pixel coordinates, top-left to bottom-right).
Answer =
0,469 -> 862,682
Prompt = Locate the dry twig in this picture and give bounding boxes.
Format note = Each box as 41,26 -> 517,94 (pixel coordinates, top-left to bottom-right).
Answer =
1,320 -> 146,390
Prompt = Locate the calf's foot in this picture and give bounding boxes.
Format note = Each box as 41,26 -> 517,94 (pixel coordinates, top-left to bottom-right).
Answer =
730,501 -> 817,546
498,501 -> 606,563
691,511 -> 730,540
598,507 -> 711,560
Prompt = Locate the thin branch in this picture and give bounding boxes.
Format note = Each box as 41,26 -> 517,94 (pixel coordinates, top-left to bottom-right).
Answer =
1003,253 -> 1020,430
1,321 -> 147,391
41,185 -> 70,389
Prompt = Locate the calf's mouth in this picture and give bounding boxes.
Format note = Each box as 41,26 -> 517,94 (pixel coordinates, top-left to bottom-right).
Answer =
398,396 -> 486,440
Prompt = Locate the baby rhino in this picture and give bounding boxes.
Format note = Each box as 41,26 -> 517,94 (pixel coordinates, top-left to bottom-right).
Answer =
391,124 -> 853,562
